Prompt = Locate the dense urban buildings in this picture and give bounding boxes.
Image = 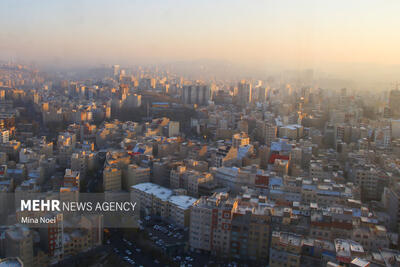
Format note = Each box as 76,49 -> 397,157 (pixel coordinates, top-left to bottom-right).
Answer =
0,61 -> 400,266
1,1 -> 400,265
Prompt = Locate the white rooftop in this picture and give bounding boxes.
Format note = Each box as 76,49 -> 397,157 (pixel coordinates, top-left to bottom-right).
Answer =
169,195 -> 197,210
132,182 -> 173,201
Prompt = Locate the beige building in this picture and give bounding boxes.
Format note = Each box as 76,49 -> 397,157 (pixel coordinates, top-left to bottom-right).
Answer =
265,123 -> 278,145
170,166 -> 187,189
353,164 -> 387,201
168,195 -> 197,227
278,124 -> 303,140
103,165 -> 122,191
232,132 -> 250,148
170,166 -> 213,197
122,164 -> 150,190
167,121 -> 180,137
71,151 -> 96,180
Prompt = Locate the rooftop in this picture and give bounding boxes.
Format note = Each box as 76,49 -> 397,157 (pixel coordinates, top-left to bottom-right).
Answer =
132,182 -> 173,201
169,195 -> 197,210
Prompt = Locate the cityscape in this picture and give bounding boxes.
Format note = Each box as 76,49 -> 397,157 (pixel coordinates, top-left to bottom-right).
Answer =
1,1 -> 400,267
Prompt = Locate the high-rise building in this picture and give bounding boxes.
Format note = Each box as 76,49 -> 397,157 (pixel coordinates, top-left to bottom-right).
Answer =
229,195 -> 271,261
189,192 -> 233,254
374,126 -> 392,149
389,89 -> 400,116
103,165 -> 122,191
182,84 -> 210,105
392,119 -> 400,139
382,183 -> 400,231
253,86 -> 268,103
167,121 -> 180,137
237,80 -> 252,106
190,192 -> 271,260
265,123 -> 278,145
71,151 -> 96,180
353,164 -> 388,201
139,77 -> 156,90
112,65 -> 120,78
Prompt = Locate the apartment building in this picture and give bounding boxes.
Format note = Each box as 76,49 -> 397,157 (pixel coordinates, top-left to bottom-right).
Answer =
63,169 -> 80,190
131,182 -> 197,227
103,165 -> 122,191
5,225 -> 34,267
269,231 -> 303,267
122,164 -> 150,190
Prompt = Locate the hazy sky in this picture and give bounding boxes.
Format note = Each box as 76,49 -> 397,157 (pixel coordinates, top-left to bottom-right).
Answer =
1,0 -> 400,73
